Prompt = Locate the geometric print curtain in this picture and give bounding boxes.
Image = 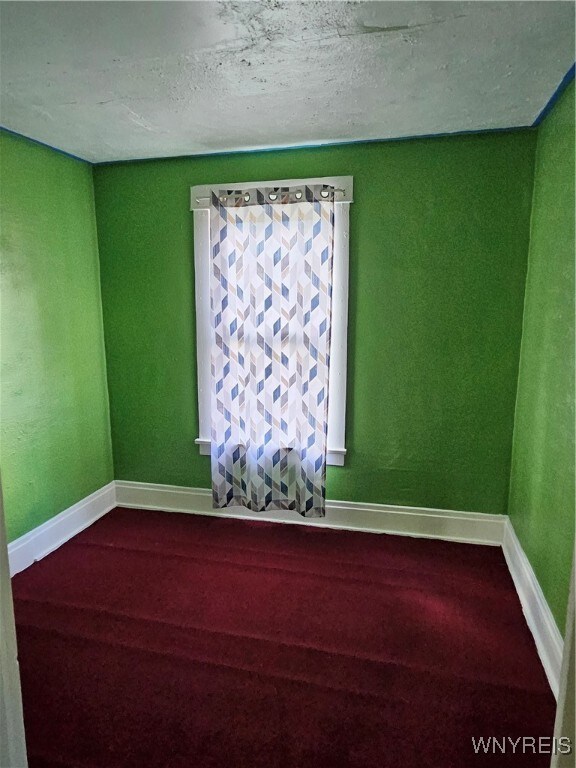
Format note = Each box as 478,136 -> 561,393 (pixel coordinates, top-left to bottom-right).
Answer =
209,184 -> 335,517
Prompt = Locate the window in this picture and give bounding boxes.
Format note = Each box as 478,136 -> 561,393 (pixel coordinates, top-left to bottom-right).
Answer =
191,176 -> 352,467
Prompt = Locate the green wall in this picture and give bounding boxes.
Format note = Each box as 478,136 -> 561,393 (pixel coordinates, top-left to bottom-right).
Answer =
509,82 -> 576,632
0,132 -> 113,542
94,131 -> 536,514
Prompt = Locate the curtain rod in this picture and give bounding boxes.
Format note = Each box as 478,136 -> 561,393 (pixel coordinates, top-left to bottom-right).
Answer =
191,177 -> 354,209
195,187 -> 347,204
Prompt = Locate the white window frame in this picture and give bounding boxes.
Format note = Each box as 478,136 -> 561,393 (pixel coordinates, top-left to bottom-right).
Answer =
190,175 -> 353,466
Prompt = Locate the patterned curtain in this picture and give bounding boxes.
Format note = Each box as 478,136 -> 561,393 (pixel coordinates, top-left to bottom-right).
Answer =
210,185 -> 335,517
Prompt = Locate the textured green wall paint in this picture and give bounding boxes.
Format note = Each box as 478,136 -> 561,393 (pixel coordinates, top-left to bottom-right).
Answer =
0,131 -> 113,542
94,131 -> 537,514
509,82 -> 575,632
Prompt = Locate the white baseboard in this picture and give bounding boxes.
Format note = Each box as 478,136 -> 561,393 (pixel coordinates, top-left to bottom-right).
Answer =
8,479 -> 563,701
114,480 -> 506,546
502,518 -> 563,698
7,482 -> 116,577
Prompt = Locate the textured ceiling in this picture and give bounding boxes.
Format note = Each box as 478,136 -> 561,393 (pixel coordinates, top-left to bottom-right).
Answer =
0,1 -> 574,163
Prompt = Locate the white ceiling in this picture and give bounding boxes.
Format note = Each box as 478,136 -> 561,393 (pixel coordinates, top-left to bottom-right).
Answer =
0,1 -> 574,163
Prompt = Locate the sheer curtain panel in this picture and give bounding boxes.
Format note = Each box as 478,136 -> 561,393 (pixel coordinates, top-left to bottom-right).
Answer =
209,185 -> 335,517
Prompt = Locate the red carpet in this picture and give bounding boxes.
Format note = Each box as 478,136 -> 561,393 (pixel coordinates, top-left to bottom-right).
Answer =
12,507 -> 556,767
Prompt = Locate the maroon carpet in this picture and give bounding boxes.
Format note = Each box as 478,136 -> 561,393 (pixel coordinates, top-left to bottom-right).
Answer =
12,507 -> 555,767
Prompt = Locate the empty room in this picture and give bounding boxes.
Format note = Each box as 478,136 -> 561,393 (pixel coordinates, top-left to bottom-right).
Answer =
1,2 -> 574,767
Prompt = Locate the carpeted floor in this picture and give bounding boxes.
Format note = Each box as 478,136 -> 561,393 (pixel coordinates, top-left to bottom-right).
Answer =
12,507 -> 556,767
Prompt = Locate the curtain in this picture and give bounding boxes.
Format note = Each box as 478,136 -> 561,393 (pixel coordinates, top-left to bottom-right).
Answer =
210,185 -> 335,517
